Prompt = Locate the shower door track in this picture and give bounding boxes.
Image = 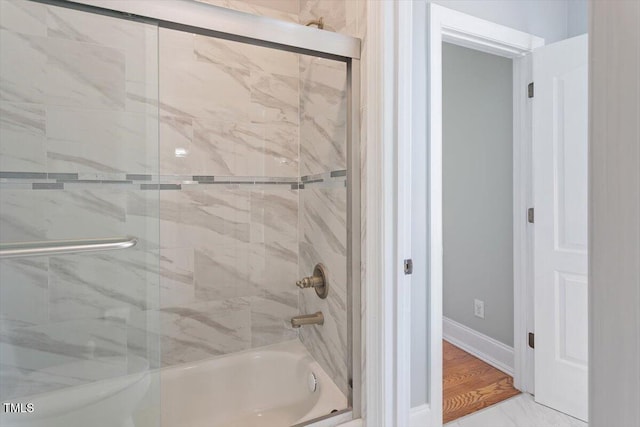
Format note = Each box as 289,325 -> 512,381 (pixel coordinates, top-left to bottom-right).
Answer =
33,0 -> 360,61
26,0 -> 363,423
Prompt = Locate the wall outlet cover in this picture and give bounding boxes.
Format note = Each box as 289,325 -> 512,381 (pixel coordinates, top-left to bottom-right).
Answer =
474,299 -> 485,319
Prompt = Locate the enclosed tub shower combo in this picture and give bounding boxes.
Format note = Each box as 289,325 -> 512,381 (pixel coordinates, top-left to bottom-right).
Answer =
0,0 -> 361,426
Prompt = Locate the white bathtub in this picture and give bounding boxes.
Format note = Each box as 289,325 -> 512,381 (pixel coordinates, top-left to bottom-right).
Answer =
0,355 -> 151,427
0,340 -> 347,427
159,340 -> 347,427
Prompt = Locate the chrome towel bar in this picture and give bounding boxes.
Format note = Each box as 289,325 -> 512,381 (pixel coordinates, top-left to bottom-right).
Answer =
0,236 -> 137,259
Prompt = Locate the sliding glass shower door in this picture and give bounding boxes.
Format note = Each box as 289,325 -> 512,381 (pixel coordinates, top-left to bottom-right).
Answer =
0,1 -> 161,426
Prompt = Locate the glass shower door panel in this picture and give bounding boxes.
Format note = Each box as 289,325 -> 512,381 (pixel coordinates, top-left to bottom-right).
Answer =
0,1 -> 160,426
298,52 -> 350,410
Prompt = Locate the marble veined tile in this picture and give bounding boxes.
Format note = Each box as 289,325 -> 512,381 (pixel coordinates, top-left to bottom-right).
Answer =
299,56 -> 347,176
195,0 -> 298,23
250,189 -> 298,242
158,190 -> 190,250
43,37 -> 126,109
492,394 -> 587,427
263,121 -> 299,178
194,35 -> 298,78
160,28 -> 252,123
48,250 -> 159,321
46,107 -> 158,174
179,188 -> 251,246
449,394 -> 588,427
125,81 -> 159,114
124,189 -> 161,252
0,101 -> 47,172
159,248 -> 195,308
144,298 -> 251,366
46,3 -> 158,84
194,246 -> 250,301
192,120 -> 264,176
158,188 -> 251,252
0,360 -> 82,401
0,189 -> 49,242
249,292 -> 298,348
262,239 -> 298,293
298,187 -> 348,396
0,317 -> 131,399
0,0 -> 47,37
300,188 -> 347,275
43,188 -> 127,241
0,258 -> 49,329
159,114 -> 194,176
0,30 -> 47,104
249,71 -> 299,126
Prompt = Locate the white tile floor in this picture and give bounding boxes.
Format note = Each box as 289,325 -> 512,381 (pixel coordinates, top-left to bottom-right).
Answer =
444,394 -> 587,427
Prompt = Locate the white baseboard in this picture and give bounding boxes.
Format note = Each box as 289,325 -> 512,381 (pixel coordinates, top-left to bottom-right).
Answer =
410,404 -> 432,427
443,316 -> 514,376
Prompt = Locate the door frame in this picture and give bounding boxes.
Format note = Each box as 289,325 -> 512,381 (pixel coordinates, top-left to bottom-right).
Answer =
414,4 -> 544,424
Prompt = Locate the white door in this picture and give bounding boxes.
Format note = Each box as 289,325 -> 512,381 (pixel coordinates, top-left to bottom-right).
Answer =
533,34 -> 589,422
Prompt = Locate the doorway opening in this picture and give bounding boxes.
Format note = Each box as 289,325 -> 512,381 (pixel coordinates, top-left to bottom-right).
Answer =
414,5 -> 589,426
441,42 -> 521,423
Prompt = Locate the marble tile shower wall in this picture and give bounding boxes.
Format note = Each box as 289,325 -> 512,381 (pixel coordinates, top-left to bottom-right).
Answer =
202,0 -> 366,405
156,26 -> 301,367
298,0 -> 366,402
298,0 -> 349,396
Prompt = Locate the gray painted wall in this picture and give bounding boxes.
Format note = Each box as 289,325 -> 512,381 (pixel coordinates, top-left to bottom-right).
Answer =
567,0 -> 588,37
442,43 -> 514,347
432,0 -> 587,43
589,1 -> 640,425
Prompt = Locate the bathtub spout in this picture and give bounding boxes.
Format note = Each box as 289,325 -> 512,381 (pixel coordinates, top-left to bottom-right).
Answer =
290,312 -> 324,328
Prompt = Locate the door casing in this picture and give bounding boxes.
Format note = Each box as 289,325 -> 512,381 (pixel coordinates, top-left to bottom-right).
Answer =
410,4 -> 545,425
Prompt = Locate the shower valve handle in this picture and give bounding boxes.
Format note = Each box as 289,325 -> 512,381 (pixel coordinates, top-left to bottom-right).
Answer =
296,275 -> 324,289
295,264 -> 329,299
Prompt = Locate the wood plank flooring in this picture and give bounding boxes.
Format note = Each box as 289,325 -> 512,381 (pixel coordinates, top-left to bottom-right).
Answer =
443,340 -> 521,424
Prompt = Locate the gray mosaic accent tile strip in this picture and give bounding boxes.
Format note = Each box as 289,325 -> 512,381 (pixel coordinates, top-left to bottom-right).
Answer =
48,173 -> 79,180
60,179 -> 133,184
1,172 -> 48,179
0,171 -> 347,190
299,170 -> 347,189
140,184 -> 182,190
300,180 -> 347,189
126,174 -> 153,181
300,173 -> 323,183
192,175 -> 215,183
32,183 -> 64,190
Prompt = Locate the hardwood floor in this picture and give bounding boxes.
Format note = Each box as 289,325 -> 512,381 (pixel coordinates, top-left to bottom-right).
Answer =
443,340 -> 521,424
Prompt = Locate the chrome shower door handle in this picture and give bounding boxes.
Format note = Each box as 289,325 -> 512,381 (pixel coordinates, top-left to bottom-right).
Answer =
0,236 -> 138,259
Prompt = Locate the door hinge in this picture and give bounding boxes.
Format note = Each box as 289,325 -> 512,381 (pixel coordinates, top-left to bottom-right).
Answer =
528,332 -> 535,349
528,82 -> 534,98
527,207 -> 535,224
403,259 -> 413,275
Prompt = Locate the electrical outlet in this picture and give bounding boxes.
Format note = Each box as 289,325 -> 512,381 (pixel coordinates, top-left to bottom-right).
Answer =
474,299 -> 485,319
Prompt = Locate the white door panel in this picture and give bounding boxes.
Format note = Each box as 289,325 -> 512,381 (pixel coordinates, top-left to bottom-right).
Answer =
533,34 -> 588,422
